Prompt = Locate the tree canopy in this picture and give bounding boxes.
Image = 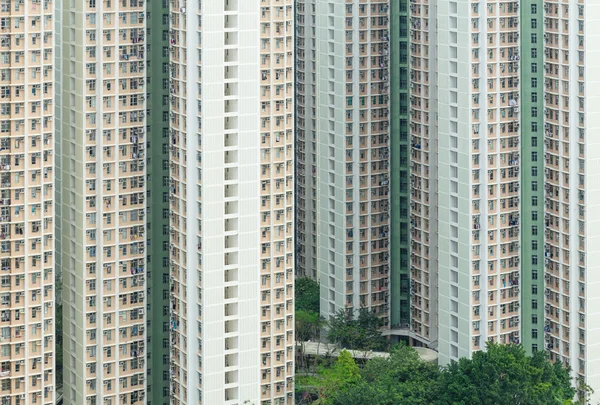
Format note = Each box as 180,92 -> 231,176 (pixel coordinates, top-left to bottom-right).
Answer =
327,308 -> 387,351
318,350 -> 361,402
295,277 -> 320,314
436,343 -> 576,405
329,345 -> 440,405
296,309 -> 324,342
295,277 -> 325,373
300,343 -> 578,405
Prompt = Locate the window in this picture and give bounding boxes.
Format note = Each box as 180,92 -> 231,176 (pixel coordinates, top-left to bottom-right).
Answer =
531,48 -> 537,58
531,4 -> 537,13
531,19 -> 537,29
532,225 -> 538,235
531,63 -> 538,73
531,181 -> 538,191
531,122 -> 538,132
532,211 -> 538,221
532,284 -> 538,294
531,137 -> 537,147
531,167 -> 538,176
531,33 -> 537,43
531,92 -> 538,102
532,329 -> 538,339
531,299 -> 538,309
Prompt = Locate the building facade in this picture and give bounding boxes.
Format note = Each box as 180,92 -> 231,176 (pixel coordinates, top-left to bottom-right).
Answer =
58,0 -> 148,404
0,0 -> 56,403
410,0 -> 523,362
298,0 -> 600,399
146,0 -> 171,403
37,0 -> 600,403
296,0 -> 393,324
57,0 -> 296,404
388,0 -> 412,334
407,0 -> 441,348
520,0 -> 545,360
168,0 -> 295,404
539,0 -> 600,398
402,0 -> 600,400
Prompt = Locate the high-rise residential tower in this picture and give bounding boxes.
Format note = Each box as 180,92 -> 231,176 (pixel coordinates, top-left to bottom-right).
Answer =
415,0 -> 523,363
58,0 -> 148,404
0,0 -> 55,404
400,0 -> 600,400
539,0 -> 600,398
168,1 -> 295,404
296,0 -> 393,324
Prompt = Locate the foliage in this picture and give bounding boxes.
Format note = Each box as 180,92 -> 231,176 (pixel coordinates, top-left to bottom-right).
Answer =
296,310 -> 324,342
303,343 -> 577,405
573,378 -> 594,405
296,309 -> 327,373
330,344 -> 440,405
317,350 -> 361,404
295,277 -> 320,314
295,278 -> 326,373
327,308 -> 387,351
436,343 -> 575,405
296,374 -> 322,390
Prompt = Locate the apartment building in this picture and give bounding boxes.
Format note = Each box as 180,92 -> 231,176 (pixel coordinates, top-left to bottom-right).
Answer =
407,0 -> 523,362
403,0 -> 600,400
540,0 -> 600,398
294,0 -> 600,400
58,0 -> 148,404
296,0 -> 393,323
295,0 -> 316,280
0,0 -> 55,404
406,0 -> 440,348
168,0 -> 295,404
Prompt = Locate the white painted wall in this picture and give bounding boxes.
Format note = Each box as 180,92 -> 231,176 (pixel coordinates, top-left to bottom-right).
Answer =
191,1 -> 261,403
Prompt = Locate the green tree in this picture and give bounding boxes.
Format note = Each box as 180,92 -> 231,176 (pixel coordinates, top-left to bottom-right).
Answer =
296,310 -> 322,342
296,310 -> 327,372
303,343 -> 577,405
318,350 -> 361,404
572,377 -> 594,405
328,384 -> 394,405
330,344 -> 441,405
295,277 -> 320,314
327,308 -> 386,351
436,343 -> 575,405
294,278 -> 326,373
